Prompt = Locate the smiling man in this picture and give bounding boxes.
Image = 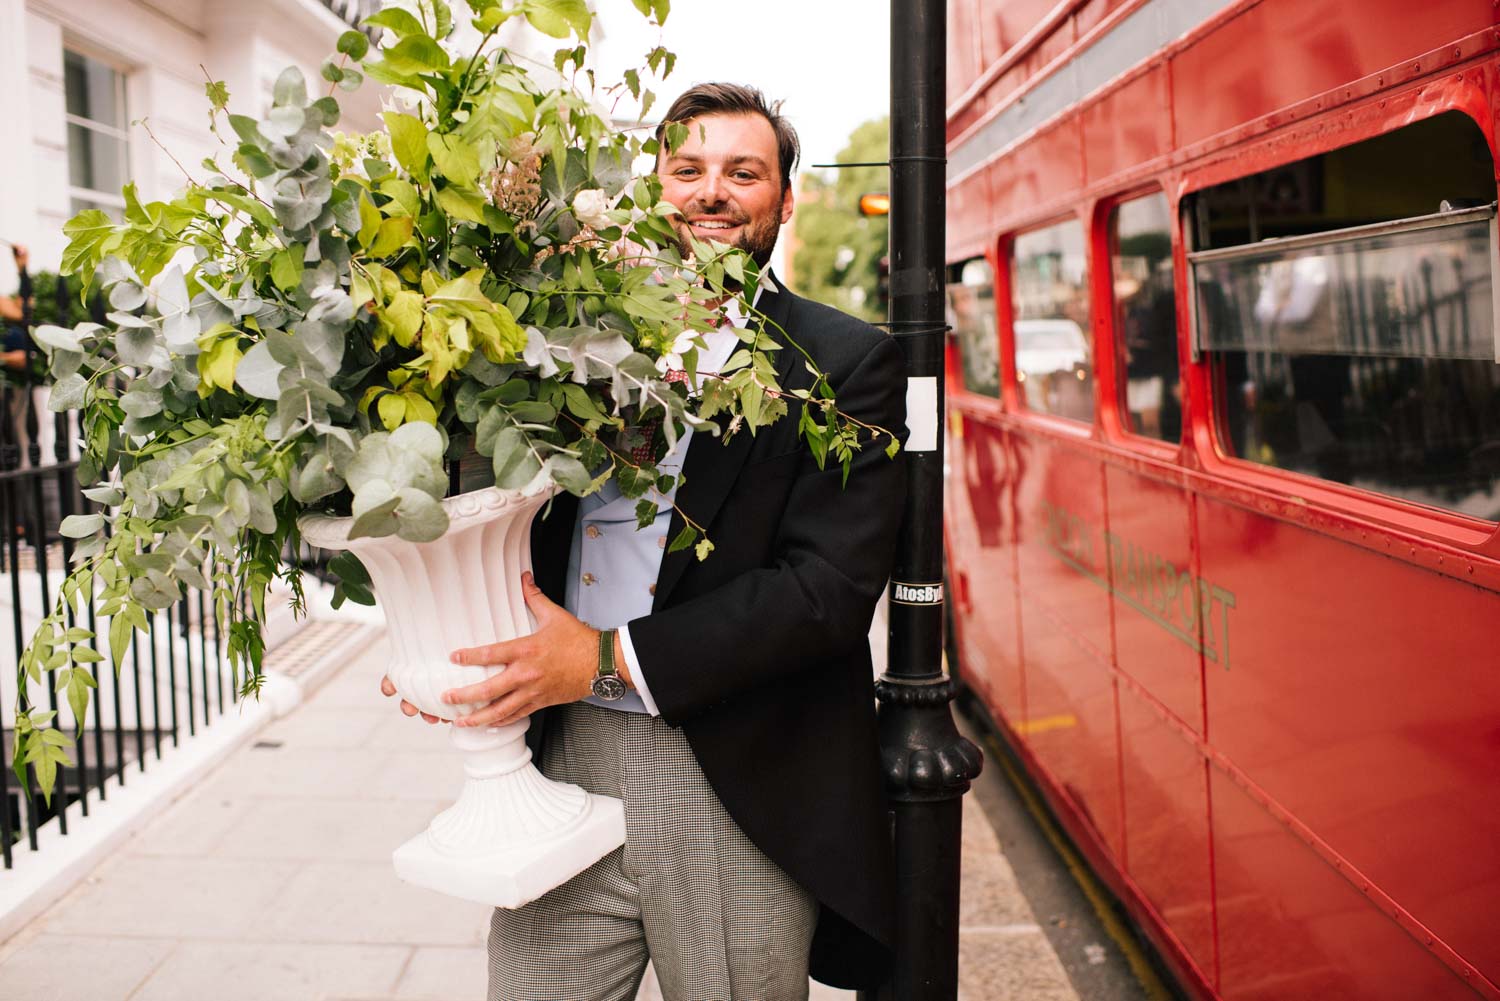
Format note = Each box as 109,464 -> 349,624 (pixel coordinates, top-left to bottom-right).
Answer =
387,83 -> 908,1001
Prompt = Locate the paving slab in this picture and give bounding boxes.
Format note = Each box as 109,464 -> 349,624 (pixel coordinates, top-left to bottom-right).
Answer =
0,632 -> 1081,1001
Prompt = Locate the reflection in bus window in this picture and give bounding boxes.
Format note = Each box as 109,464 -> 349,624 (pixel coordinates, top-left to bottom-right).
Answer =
949,259 -> 999,397
1111,194 -> 1180,441
1012,219 -> 1093,421
1198,216 -> 1500,520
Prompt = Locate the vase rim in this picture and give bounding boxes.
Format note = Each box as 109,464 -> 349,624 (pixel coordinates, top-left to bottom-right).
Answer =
298,480 -> 560,551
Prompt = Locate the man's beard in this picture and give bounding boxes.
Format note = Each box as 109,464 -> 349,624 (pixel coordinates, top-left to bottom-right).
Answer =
672,200 -> 781,271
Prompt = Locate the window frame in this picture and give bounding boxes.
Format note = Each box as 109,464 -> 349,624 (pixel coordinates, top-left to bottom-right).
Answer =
1004,212 -> 1098,429
1100,185 -> 1185,451
63,45 -> 130,216
1179,106 -> 1500,539
946,256 -> 1003,402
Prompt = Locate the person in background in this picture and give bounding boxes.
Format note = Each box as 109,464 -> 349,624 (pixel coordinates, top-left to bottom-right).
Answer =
0,243 -> 31,371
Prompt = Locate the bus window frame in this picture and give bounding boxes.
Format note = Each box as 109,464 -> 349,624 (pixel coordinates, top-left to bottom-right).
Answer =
1095,185 -> 1186,457
945,255 -> 1005,407
1177,99 -> 1500,550
1002,211 -> 1099,435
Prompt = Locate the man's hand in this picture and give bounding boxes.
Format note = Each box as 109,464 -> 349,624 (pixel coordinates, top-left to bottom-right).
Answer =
444,571 -> 626,728
379,674 -> 442,724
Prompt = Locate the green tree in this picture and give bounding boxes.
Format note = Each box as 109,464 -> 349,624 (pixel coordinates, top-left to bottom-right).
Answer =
790,117 -> 888,323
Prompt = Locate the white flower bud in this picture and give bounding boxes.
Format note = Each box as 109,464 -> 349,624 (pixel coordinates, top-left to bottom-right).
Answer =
571,188 -> 614,229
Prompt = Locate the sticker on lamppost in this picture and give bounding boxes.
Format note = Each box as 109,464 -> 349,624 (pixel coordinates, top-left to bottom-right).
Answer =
890,580 -> 943,606
905,376 -> 938,452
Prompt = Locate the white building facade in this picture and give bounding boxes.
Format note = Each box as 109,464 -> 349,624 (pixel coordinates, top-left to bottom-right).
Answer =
0,0 -> 387,288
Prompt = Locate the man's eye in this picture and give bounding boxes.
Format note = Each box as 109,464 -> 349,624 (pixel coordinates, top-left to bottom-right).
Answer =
673,168 -> 700,178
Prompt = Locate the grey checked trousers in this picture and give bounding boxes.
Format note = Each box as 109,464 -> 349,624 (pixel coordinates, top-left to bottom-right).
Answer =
487,701 -> 818,1001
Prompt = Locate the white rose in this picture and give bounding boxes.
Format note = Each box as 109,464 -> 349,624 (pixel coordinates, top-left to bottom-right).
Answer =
572,188 -> 614,229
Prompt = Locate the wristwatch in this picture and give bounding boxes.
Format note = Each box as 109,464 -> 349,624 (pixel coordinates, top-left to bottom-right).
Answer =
591,628 -> 627,701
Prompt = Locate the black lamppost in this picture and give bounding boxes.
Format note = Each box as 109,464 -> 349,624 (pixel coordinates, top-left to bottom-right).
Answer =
868,0 -> 984,998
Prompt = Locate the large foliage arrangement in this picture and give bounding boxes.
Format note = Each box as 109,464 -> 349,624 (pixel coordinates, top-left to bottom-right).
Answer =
12,0 -> 898,796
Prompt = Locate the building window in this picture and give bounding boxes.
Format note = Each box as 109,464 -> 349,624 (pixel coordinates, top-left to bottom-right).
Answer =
1011,219 -> 1093,421
1189,112 -> 1500,521
1111,193 -> 1180,441
65,49 -> 128,218
949,258 -> 999,398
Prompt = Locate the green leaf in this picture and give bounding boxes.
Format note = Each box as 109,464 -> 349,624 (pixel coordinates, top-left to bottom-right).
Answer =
385,35 -> 451,75
523,0 -> 591,39
363,6 -> 427,36
272,66 -> 307,108
667,523 -> 696,554
694,537 -> 714,561
204,78 -> 230,112
635,499 -> 658,529
384,112 -> 430,182
271,243 -> 302,290
59,513 -> 103,538
427,133 -> 481,187
370,216 -> 414,257
434,185 -> 486,223
491,427 -> 543,489
336,29 -> 370,60
357,192 -> 381,249
65,667 -> 96,728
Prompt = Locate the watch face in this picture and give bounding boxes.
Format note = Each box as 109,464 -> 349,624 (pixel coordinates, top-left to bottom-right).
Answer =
591,675 -> 628,701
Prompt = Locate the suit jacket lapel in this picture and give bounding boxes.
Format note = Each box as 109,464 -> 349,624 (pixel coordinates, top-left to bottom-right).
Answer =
653,274 -> 796,609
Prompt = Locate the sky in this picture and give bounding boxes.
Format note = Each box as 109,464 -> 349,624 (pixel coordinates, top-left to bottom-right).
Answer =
588,2 -> 892,186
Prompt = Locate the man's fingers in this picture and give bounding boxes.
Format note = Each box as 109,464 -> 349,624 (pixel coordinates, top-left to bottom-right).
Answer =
450,638 -> 518,667
519,571 -> 558,623
380,675 -> 397,697
399,699 -> 419,718
443,666 -> 521,707
456,692 -> 533,729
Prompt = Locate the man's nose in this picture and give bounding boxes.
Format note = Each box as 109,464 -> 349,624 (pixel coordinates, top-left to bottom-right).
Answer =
699,169 -> 726,203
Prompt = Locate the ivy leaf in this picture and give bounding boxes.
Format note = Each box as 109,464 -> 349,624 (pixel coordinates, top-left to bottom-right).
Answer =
635,499 -> 658,529
204,78 -> 230,113
667,523 -> 695,554
694,537 -> 714,561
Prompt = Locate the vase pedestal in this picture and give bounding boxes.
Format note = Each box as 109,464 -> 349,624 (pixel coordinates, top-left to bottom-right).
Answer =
300,484 -> 626,909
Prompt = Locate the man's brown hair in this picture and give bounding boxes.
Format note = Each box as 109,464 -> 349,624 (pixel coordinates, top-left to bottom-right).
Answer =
656,83 -> 801,192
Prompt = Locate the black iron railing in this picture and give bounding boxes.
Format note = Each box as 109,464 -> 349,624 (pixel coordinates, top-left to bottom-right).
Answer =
0,305 -> 237,871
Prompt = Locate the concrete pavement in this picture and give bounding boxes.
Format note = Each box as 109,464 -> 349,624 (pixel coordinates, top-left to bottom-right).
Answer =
0,632 -> 1080,1001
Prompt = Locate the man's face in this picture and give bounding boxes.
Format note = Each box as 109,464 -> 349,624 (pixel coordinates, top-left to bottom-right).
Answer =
658,111 -> 794,267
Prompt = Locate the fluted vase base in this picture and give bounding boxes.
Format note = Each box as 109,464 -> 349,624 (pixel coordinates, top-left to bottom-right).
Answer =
393,793 -> 625,908
299,483 -> 626,910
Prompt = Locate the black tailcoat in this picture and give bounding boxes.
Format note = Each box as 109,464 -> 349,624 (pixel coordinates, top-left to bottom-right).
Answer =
529,278 -> 908,990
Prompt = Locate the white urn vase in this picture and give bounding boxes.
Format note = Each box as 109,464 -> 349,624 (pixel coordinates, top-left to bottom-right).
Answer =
300,484 -> 625,908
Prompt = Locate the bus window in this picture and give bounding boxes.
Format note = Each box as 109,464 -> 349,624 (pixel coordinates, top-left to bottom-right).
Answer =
1189,113 -> 1500,520
1011,219 -> 1093,421
1110,193 -> 1180,441
949,258 -> 999,397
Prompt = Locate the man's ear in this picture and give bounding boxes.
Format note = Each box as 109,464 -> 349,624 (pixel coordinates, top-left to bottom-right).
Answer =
780,184 -> 794,225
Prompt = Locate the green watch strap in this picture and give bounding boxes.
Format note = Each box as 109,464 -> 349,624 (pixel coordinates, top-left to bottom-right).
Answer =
597,628 -> 617,677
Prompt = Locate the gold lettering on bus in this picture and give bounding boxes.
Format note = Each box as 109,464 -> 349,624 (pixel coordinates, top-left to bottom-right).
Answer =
1041,500 -> 1238,670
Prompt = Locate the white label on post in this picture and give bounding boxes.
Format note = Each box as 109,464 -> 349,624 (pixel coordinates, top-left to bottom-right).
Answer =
905,376 -> 938,452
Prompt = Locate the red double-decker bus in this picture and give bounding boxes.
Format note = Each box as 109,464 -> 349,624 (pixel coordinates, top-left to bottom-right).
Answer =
942,1 -> 1500,997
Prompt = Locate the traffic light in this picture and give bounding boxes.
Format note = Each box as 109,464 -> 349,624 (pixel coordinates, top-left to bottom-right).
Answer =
859,192 -> 890,216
